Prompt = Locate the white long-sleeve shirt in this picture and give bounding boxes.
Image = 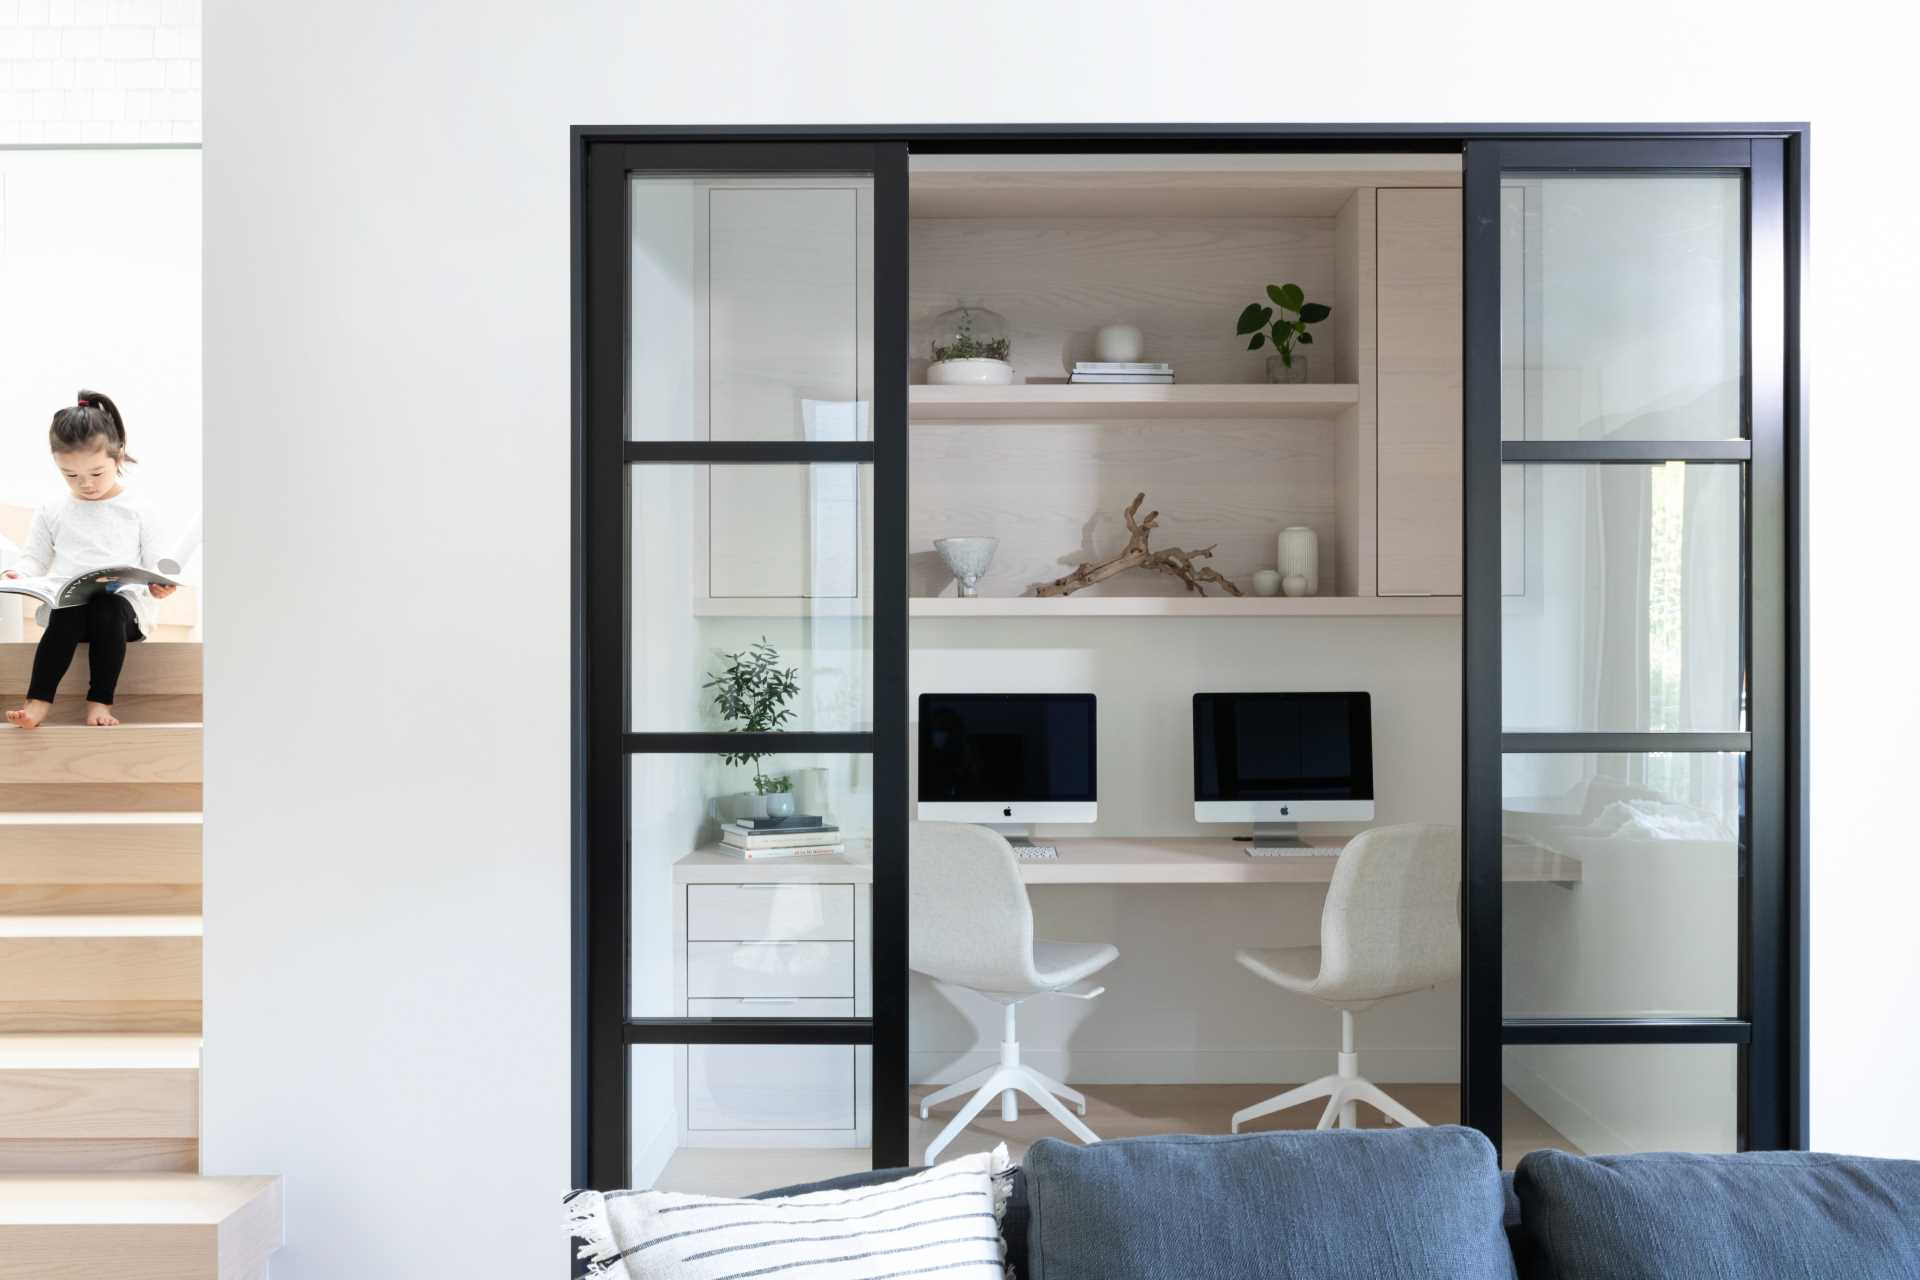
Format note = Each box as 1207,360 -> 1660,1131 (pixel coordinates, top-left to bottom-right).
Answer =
13,490 -> 168,636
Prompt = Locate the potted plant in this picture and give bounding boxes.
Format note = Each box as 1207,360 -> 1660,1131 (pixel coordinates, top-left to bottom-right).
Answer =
1234,284 -> 1332,384
927,302 -> 1014,385
704,637 -> 800,815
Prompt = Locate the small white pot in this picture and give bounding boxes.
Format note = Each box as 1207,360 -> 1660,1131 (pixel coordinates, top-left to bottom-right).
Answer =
928,358 -> 1015,386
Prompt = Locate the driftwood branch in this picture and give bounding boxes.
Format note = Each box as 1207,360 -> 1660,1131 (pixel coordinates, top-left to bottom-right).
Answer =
1034,492 -> 1244,598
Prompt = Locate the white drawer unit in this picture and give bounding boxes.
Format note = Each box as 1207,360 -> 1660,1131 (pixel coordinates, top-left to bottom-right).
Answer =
673,851 -> 873,1149
686,883 -> 856,942
685,940 -> 854,1000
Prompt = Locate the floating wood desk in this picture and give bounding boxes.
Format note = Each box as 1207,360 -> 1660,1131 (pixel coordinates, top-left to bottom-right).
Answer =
674,838 -> 1581,888
1012,837 -> 1581,886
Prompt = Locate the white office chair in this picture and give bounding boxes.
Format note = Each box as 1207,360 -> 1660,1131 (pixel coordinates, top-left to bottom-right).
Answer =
910,821 -> 1118,1164
1231,823 -> 1459,1133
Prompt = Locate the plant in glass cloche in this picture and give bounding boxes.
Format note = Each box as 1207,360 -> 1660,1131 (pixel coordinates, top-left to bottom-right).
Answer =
927,302 -> 1014,386
1234,284 -> 1332,384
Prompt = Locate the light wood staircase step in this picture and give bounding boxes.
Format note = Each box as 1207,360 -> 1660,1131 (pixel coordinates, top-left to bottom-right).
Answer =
0,1174 -> 281,1279
0,725 -> 201,785
0,783 -> 201,814
0,918 -> 201,1008
0,641 -> 202,697
4,695 -> 204,726
0,813 -> 202,884
0,1035 -> 199,1172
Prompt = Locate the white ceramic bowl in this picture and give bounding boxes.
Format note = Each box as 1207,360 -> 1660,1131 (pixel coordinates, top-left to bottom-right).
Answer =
927,358 -> 1015,386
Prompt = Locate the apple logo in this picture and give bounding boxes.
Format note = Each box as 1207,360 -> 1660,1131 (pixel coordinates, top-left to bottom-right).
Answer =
1280,805 -> 1290,816
1003,806 -> 1013,817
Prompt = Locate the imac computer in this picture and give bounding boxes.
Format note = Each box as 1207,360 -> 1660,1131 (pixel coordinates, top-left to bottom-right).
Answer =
1193,692 -> 1374,852
917,693 -> 1096,855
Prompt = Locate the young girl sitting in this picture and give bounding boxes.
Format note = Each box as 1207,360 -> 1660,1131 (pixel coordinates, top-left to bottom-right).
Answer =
4,391 -> 176,728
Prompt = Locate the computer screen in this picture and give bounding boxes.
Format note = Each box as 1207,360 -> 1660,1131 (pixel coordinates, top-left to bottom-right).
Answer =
917,693 -> 1097,804
1192,692 -> 1374,804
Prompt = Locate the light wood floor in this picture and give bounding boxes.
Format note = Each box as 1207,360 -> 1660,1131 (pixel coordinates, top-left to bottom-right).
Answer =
655,1083 -> 1576,1195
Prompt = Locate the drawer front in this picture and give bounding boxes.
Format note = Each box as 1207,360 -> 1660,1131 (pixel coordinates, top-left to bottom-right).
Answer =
688,998 -> 855,1019
688,1043 -> 857,1131
686,883 -> 855,942
686,940 -> 853,1000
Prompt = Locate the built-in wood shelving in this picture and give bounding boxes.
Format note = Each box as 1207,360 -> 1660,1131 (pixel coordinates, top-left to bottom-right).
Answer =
911,595 -> 1458,618
909,383 -> 1360,422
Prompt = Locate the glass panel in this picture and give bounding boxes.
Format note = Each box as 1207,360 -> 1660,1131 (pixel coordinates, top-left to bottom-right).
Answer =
1502,463 -> 1742,733
1504,752 -> 1741,1018
631,464 -> 873,731
630,175 -> 873,441
630,754 -> 872,1019
630,1045 -> 872,1193
1504,1044 -> 1738,1161
1501,174 -> 1743,441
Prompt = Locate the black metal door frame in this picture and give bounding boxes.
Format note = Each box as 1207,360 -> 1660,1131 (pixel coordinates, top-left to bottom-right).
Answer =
575,123 -> 1807,1187
1461,136 -> 1798,1152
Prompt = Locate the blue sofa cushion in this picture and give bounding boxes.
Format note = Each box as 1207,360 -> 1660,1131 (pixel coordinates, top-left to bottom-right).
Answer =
1513,1149 -> 1920,1279
1024,1128 -> 1517,1280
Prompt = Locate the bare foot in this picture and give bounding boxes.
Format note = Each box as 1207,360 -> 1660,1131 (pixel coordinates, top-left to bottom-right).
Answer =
83,702 -> 120,727
6,700 -> 50,729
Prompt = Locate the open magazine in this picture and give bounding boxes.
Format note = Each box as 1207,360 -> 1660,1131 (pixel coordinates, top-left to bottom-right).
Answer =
0,564 -> 180,610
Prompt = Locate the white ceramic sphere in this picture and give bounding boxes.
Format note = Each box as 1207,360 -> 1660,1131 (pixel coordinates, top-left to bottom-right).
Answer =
1252,569 -> 1282,597
1281,573 -> 1309,598
1094,324 -> 1145,363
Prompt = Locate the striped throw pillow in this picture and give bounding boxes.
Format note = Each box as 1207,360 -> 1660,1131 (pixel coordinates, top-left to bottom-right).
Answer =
568,1146 -> 1012,1279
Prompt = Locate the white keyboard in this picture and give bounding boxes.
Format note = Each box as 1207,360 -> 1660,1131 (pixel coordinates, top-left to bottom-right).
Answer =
1247,846 -> 1339,858
1014,845 -> 1059,860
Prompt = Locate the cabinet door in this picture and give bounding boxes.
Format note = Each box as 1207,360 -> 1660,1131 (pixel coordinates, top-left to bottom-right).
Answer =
1376,187 -> 1463,595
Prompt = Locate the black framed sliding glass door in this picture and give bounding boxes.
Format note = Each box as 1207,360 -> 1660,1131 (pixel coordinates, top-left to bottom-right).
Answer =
1462,138 -> 1799,1155
575,139 -> 909,1190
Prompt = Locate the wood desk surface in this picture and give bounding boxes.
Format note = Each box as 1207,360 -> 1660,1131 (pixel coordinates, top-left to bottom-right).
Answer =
675,837 -> 1581,887
1014,837 -> 1581,886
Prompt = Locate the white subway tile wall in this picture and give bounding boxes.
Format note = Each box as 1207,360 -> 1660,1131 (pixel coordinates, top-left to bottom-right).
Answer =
0,0 -> 200,143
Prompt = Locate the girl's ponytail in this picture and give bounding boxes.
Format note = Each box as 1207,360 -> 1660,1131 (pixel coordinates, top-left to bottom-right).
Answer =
50,390 -> 135,465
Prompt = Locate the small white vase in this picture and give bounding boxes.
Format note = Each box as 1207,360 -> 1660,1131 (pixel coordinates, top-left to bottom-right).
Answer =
1277,526 -> 1319,596
1252,569 -> 1282,597
764,791 -> 795,819
1095,324 -> 1145,363
1282,574 -> 1309,598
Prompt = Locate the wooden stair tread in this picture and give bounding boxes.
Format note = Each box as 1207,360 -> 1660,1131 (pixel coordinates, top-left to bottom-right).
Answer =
0,811 -> 202,825
0,642 -> 202,697
0,725 -> 202,785
0,1173 -> 274,1225
1,696 -> 203,727
0,1036 -> 200,1069
0,915 -> 201,938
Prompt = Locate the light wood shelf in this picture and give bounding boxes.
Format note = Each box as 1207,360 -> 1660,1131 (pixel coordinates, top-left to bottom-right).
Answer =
911,595 -> 1459,618
909,383 -> 1360,421
689,596 -> 1459,619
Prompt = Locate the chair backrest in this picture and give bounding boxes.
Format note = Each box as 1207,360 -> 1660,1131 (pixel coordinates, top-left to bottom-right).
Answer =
1311,823 -> 1461,1005
908,821 -> 1042,994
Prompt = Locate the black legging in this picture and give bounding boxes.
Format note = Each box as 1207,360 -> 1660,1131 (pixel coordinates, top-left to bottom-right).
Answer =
27,592 -> 142,705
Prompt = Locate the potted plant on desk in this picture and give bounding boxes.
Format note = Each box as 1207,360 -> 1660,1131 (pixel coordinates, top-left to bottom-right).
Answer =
705,637 -> 800,817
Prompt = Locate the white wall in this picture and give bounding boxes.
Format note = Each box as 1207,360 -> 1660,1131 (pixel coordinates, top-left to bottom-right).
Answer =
0,0 -> 202,146
204,2 -> 1913,1275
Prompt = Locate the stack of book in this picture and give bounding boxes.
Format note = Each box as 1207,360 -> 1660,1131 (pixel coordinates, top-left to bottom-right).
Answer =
1070,361 -> 1174,384
719,815 -> 844,859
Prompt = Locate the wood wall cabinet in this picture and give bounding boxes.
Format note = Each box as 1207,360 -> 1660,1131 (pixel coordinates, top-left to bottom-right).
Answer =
1375,187 -> 1464,596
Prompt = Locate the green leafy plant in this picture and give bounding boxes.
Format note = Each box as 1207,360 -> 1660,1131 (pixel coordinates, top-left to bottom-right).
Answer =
704,637 -> 799,794
1234,283 -> 1332,368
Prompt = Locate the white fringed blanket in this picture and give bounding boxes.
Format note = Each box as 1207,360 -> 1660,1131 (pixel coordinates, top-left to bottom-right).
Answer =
568,1146 -> 1012,1279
